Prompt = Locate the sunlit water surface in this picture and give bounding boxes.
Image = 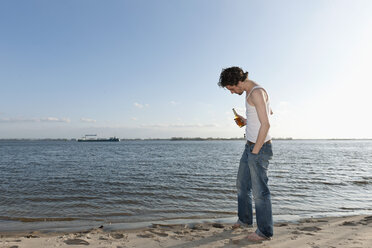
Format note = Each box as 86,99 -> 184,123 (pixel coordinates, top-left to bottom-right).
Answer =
0,140 -> 371,231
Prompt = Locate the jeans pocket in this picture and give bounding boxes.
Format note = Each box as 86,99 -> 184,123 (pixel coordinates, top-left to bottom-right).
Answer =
249,152 -> 268,170
248,152 -> 259,163
250,152 -> 259,156
261,144 -> 273,159
258,156 -> 269,170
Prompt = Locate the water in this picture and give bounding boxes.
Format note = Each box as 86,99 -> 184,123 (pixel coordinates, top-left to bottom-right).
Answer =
0,140 -> 371,231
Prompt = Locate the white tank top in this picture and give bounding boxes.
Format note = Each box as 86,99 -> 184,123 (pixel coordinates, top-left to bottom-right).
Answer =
245,86 -> 272,143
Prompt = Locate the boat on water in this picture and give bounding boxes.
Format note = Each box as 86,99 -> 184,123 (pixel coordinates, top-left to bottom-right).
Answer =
77,134 -> 120,142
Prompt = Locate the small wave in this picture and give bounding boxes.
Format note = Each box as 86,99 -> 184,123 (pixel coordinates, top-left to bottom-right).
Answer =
273,175 -> 286,178
0,216 -> 78,222
321,182 -> 348,186
340,207 -> 366,210
350,180 -> 371,185
145,209 -> 236,215
91,212 -> 133,218
287,193 -> 310,197
24,196 -> 100,202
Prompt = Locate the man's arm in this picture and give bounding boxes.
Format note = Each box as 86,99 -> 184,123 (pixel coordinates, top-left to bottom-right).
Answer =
250,89 -> 270,154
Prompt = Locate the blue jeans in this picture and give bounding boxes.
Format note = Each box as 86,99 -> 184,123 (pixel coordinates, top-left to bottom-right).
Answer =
236,142 -> 273,238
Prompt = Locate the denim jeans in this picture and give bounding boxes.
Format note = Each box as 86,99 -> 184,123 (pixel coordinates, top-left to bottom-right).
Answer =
236,142 -> 273,238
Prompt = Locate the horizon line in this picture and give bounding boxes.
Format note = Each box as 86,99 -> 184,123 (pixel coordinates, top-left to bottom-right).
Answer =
1,137 -> 372,141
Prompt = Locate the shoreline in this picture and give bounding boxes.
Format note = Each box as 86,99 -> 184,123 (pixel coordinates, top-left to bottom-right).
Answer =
1,215 -> 371,248
2,211 -> 371,234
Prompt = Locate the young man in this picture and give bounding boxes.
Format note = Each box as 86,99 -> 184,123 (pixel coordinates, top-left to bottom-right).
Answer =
218,66 -> 273,241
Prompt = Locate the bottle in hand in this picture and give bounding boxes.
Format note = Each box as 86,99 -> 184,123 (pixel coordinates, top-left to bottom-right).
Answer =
233,108 -> 245,128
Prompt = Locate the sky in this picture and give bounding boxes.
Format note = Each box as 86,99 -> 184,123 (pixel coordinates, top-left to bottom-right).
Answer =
1,0 -> 372,139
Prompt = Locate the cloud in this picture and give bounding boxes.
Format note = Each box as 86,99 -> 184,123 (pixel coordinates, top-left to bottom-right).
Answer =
131,117 -> 138,121
170,101 -> 179,106
133,102 -> 149,109
0,117 -> 71,123
80,118 -> 97,123
140,123 -> 219,128
40,117 -> 71,123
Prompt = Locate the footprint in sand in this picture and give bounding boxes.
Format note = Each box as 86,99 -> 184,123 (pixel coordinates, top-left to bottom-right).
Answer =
341,221 -> 358,226
360,216 -> 372,225
189,224 -> 210,231
111,233 -> 126,239
24,235 -> 39,238
63,239 -> 90,245
148,229 -> 169,237
276,223 -> 288,227
137,232 -> 155,238
212,223 -> 224,228
298,226 -> 322,232
229,237 -> 264,245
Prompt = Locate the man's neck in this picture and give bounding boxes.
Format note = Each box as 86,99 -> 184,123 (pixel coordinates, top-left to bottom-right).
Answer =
242,79 -> 257,94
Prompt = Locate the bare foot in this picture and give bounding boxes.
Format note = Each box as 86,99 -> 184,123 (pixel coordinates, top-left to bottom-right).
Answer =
232,220 -> 252,229
247,232 -> 269,242
232,223 -> 241,229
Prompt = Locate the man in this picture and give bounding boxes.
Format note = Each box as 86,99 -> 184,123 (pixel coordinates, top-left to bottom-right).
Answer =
218,66 -> 273,241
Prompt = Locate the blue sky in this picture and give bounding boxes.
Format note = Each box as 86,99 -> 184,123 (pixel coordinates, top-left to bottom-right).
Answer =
1,0 -> 372,139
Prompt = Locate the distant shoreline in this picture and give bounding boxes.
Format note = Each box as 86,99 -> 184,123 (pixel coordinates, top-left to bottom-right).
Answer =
0,138 -> 372,141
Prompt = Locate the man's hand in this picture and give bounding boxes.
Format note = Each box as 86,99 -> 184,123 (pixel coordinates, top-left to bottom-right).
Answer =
234,114 -> 246,127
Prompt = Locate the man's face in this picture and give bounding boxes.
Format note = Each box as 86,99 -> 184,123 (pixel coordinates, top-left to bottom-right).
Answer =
225,82 -> 244,95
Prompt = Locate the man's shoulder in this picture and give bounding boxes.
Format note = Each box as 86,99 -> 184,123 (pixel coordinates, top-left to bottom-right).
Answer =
251,87 -> 267,96
250,87 -> 269,102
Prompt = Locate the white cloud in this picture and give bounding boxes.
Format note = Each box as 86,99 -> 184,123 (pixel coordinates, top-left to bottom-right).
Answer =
134,102 -> 143,108
40,117 -> 71,123
170,101 -> 179,106
0,117 -> 71,123
134,102 -> 149,109
131,117 -> 138,121
80,118 -> 97,123
140,123 -> 219,128
0,117 -> 26,123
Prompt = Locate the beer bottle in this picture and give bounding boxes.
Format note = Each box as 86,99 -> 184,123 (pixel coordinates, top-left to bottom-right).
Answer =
233,108 -> 245,127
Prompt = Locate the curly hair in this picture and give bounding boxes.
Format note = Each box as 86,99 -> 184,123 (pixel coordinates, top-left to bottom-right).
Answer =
218,67 -> 248,87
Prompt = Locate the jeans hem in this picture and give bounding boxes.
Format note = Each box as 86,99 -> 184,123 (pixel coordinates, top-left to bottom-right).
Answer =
255,228 -> 272,239
236,219 -> 253,228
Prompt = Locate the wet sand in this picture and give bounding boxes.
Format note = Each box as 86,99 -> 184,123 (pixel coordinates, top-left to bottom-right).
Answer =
1,215 -> 371,248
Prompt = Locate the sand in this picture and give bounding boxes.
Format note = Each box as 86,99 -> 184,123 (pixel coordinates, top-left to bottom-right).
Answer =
1,215 -> 371,248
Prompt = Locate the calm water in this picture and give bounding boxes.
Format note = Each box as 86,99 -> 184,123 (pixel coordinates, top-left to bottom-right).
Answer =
0,140 -> 371,231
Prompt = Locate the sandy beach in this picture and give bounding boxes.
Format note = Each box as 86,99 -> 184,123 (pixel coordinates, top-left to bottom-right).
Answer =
1,215 -> 371,248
